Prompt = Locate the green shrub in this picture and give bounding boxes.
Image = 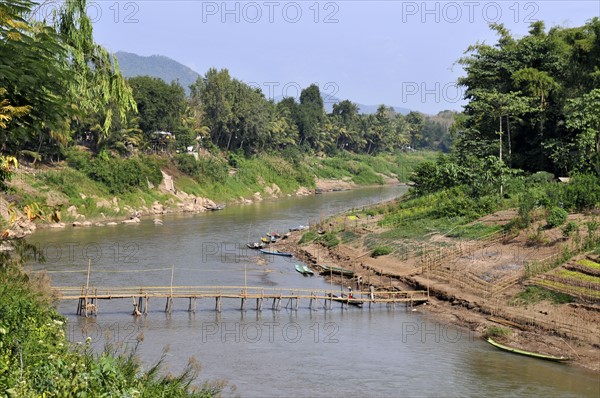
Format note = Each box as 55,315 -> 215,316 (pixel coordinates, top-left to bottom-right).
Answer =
526,171 -> 555,185
561,221 -> 578,238
175,153 -> 200,176
228,152 -> 241,168
484,326 -> 510,338
527,226 -> 550,246
517,191 -> 537,227
562,173 -> 600,211
197,156 -> 229,183
317,232 -> 340,248
546,206 -> 568,228
65,149 -> 92,171
0,263 -> 223,397
299,231 -> 318,244
65,150 -> 163,194
371,245 -> 393,257
512,286 -> 574,305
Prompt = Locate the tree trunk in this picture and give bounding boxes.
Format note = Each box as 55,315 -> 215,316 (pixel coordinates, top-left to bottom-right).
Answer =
507,114 -> 512,167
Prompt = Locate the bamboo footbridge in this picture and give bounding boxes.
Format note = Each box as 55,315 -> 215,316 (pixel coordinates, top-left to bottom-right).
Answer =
56,285 -> 429,317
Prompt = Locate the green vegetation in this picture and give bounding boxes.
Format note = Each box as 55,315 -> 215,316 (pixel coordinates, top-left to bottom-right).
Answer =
456,20 -> 600,176
535,279 -> 600,300
577,259 -> 600,270
511,286 -> 575,305
168,151 -> 431,203
555,269 -> 600,284
0,251 -> 223,396
561,221 -> 579,238
317,232 -> 340,248
1,1 -> 450,164
299,231 -> 318,245
66,151 -> 163,194
546,207 -> 568,228
339,231 -> 359,243
484,326 -> 511,339
374,187 -> 505,241
371,246 -> 393,257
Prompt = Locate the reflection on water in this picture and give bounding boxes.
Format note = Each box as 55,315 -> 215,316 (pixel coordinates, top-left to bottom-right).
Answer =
27,186 -> 599,397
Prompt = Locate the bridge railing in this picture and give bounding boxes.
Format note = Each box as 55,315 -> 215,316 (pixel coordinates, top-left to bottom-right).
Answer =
55,285 -> 429,301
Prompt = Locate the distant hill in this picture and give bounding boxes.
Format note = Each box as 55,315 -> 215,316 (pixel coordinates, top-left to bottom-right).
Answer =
114,51 -> 200,93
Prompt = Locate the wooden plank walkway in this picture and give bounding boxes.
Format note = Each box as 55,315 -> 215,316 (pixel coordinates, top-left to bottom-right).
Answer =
54,285 -> 429,317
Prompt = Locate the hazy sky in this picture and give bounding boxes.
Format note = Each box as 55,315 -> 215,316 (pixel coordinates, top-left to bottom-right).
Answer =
49,1 -> 600,114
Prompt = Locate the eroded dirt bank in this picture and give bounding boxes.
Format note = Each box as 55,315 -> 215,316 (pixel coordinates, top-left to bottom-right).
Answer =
274,230 -> 600,372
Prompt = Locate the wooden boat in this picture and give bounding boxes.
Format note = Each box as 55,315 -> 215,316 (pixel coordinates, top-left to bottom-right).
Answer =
319,265 -> 355,277
328,293 -> 363,308
247,242 -> 264,249
259,249 -> 293,257
301,265 -> 314,275
295,264 -> 309,275
289,225 -> 309,232
486,338 -> 570,362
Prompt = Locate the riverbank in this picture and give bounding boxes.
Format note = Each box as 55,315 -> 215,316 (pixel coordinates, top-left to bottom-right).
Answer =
273,210 -> 600,373
1,151 -> 432,238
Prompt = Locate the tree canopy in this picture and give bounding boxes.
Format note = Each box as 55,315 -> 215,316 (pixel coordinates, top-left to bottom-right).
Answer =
456,18 -> 600,176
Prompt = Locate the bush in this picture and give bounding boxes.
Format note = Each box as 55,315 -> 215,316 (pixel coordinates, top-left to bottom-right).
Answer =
317,232 -> 340,248
546,206 -> 568,228
484,326 -> 510,338
560,173 -> 600,211
65,149 -> 92,171
518,189 -> 545,228
526,171 -> 555,185
0,264 -> 224,397
175,153 -> 200,176
299,231 -> 317,244
65,150 -> 163,194
527,226 -> 550,246
561,221 -> 578,238
371,245 -> 393,257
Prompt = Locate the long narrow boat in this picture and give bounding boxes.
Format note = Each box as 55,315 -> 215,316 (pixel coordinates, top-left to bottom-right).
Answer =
259,249 -> 293,257
295,264 -> 309,275
486,338 -> 570,362
328,293 -> 363,308
301,265 -> 314,275
319,265 -> 355,277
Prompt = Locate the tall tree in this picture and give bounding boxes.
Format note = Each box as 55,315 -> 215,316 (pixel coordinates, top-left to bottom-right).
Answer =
128,77 -> 186,134
54,0 -> 137,140
298,84 -> 325,150
456,19 -> 600,174
565,88 -> 600,175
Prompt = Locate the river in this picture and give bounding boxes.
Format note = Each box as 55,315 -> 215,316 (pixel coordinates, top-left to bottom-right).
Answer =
27,186 -> 599,397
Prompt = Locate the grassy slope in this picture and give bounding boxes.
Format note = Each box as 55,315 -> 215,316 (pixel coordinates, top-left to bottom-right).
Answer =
5,151 -> 436,221
0,262 -> 222,396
